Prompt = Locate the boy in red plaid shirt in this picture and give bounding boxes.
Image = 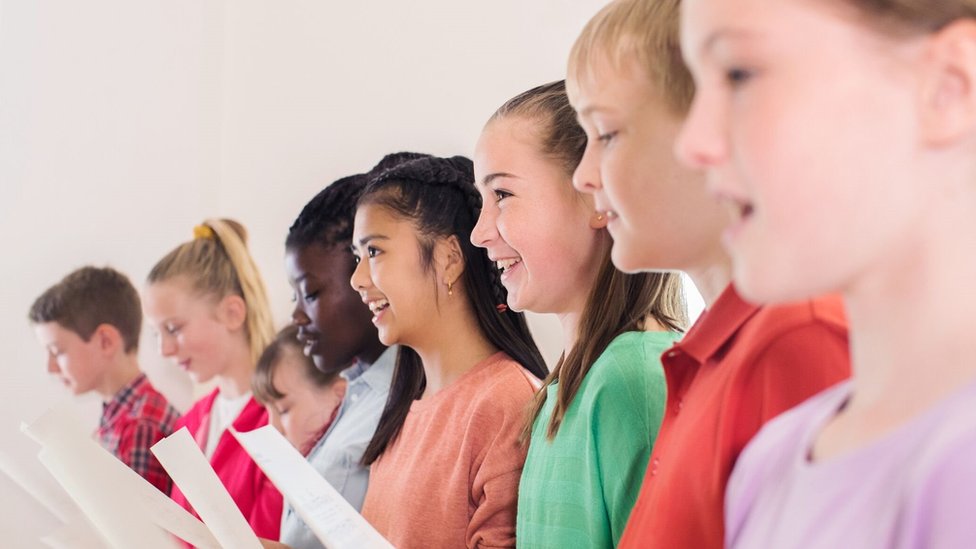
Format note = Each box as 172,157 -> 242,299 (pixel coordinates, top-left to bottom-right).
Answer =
30,266 -> 180,494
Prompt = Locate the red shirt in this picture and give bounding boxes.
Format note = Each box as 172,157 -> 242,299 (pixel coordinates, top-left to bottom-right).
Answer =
171,389 -> 283,541
619,285 -> 851,549
96,373 -> 179,495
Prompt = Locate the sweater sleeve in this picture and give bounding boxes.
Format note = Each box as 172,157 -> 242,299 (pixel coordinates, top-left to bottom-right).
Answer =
466,372 -> 534,548
593,351 -> 667,545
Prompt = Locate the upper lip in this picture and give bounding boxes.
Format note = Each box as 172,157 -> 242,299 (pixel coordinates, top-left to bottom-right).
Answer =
296,328 -> 318,343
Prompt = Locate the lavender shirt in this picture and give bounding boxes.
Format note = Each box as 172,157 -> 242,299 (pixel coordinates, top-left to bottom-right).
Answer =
726,379 -> 976,549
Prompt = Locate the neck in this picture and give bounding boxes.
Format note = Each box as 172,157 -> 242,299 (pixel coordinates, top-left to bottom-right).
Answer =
97,355 -> 141,401
413,299 -> 498,399
215,341 -> 254,399
356,339 -> 388,369
843,204 -> 976,419
684,253 -> 733,308
556,311 -> 582,357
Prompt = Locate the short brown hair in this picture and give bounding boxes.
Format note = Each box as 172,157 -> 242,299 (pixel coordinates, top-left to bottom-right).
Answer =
567,0 -> 693,114
252,325 -> 340,404
29,266 -> 142,353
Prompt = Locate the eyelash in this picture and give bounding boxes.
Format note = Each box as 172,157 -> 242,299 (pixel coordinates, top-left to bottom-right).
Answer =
725,67 -> 753,86
493,189 -> 512,203
351,246 -> 381,263
597,131 -> 618,144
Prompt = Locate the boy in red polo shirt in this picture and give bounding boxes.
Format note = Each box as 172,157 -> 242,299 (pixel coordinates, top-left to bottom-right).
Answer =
567,1 -> 852,547
29,266 -> 179,495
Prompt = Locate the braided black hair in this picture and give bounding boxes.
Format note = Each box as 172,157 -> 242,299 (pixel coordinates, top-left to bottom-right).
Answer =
286,153 -> 433,251
358,154 -> 548,465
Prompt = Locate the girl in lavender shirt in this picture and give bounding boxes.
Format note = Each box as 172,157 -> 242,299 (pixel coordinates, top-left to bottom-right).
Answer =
676,0 -> 976,547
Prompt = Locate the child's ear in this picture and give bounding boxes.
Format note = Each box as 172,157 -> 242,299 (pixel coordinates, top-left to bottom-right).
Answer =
93,324 -> 123,356
437,235 -> 466,291
217,294 -> 248,332
919,19 -> 976,147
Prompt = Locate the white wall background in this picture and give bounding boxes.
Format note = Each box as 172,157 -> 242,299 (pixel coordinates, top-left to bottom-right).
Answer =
0,0 -> 702,545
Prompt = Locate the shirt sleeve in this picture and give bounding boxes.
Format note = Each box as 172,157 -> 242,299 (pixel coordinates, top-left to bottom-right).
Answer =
466,377 -> 533,548
117,419 -> 172,495
594,355 -> 666,545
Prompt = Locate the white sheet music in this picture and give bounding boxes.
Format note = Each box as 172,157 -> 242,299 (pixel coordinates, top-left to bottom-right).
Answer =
231,425 -> 394,549
151,427 -> 263,549
37,448 -> 177,549
22,401 -> 216,548
0,448 -> 80,523
39,514 -> 111,549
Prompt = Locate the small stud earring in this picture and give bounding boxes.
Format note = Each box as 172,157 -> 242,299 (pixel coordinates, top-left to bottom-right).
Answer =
447,281 -> 454,296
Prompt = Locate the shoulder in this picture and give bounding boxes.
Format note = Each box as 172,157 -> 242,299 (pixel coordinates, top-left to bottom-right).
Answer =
127,381 -> 178,422
582,331 -> 672,400
742,295 -> 848,351
176,388 -> 220,429
463,354 -> 538,419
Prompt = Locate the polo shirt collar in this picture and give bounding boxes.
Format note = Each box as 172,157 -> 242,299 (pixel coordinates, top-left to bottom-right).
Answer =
677,283 -> 761,364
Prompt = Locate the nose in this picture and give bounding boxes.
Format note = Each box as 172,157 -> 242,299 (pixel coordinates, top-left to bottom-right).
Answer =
350,256 -> 371,293
292,301 -> 310,326
470,200 -> 500,249
572,140 -> 603,195
158,332 -> 177,357
674,90 -> 728,170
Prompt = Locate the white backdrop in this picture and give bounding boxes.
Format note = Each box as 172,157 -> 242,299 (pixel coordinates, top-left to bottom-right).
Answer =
0,0 -> 703,544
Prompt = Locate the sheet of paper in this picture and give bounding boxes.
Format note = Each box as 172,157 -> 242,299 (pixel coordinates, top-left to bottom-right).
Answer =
38,448 -> 178,549
39,515 -> 111,549
0,448 -> 80,522
151,427 -> 263,549
22,402 -> 218,548
231,425 -> 394,549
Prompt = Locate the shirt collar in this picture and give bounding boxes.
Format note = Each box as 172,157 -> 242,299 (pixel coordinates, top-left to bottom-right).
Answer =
102,373 -> 148,422
676,284 -> 761,364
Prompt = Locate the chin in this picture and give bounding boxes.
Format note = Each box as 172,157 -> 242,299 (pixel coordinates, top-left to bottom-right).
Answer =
610,242 -> 648,274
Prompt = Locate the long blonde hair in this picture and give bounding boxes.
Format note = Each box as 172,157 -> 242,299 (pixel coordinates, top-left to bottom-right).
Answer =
147,218 -> 274,366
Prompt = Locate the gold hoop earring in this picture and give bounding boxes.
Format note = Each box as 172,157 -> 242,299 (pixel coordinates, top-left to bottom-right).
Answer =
447,281 -> 454,296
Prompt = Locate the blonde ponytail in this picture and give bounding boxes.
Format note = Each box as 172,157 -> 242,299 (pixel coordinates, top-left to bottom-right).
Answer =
148,218 -> 275,365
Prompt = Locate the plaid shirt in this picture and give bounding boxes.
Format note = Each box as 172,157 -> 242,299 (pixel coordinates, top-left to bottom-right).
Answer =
95,373 -> 180,494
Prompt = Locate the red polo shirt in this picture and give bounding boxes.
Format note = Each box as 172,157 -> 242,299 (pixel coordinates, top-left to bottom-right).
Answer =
618,285 -> 850,549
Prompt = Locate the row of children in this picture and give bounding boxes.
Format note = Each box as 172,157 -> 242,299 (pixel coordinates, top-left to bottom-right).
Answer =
29,0 -> 976,546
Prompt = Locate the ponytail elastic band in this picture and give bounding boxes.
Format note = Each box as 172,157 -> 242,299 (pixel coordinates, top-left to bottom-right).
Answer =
193,224 -> 215,240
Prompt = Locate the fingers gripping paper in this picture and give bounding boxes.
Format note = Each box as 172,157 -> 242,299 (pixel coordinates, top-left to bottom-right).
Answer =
231,425 -> 394,549
151,427 -> 263,549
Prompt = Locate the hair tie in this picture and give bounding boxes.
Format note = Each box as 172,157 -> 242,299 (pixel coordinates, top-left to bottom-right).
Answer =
496,303 -> 508,313
193,224 -> 215,240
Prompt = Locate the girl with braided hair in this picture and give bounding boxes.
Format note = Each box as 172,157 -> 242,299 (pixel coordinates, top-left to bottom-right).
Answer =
351,154 -> 548,548
269,153 -> 425,549
143,218 -> 283,540
471,80 -> 686,549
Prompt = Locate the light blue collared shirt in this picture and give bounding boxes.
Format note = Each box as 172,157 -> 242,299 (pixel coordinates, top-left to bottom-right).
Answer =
279,346 -> 397,549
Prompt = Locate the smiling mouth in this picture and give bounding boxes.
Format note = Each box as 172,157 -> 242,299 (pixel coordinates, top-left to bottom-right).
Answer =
368,298 -> 390,316
496,258 -> 522,273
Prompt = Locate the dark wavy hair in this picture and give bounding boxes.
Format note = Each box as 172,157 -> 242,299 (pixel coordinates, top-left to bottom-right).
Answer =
358,154 -> 549,465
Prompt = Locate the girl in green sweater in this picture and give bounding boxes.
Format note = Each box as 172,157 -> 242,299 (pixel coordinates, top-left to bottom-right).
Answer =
470,80 -> 687,548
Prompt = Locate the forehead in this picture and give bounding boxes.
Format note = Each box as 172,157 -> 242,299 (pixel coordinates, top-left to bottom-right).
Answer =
475,117 -> 561,181
34,321 -> 78,344
353,203 -> 408,239
143,277 -> 208,318
286,242 -> 354,279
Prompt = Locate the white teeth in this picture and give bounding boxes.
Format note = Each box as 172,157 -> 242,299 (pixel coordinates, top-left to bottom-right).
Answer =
368,299 -> 389,313
496,258 -> 522,273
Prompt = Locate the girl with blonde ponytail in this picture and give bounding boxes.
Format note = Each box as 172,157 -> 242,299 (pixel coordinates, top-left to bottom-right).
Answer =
143,218 -> 283,540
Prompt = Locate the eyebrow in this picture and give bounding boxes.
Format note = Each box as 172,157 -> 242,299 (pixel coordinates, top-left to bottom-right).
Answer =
575,104 -> 610,118
700,28 -> 756,57
481,172 -> 519,187
356,234 -> 390,247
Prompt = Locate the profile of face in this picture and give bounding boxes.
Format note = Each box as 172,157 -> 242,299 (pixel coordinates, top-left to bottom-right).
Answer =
143,277 -> 246,384
471,115 -> 605,314
571,59 -> 728,274
285,242 -> 380,374
268,344 -> 347,455
33,322 -> 107,395
677,0 -> 930,302
350,203 -> 458,348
